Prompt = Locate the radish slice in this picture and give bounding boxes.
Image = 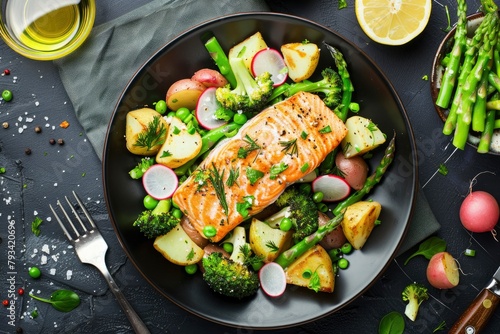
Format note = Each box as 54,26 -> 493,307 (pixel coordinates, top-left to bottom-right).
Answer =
142,164 -> 178,200
312,174 -> 351,202
195,87 -> 227,130
259,262 -> 286,297
251,48 -> 288,87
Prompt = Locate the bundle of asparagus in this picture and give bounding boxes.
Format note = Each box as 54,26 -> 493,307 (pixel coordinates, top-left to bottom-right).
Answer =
436,0 -> 500,153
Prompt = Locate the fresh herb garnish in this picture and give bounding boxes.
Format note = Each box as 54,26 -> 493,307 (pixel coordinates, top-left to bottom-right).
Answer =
300,162 -> 310,173
236,195 -> 254,218
246,167 -> 264,185
300,131 -> 308,139
404,236 -> 446,265
193,169 -> 210,189
207,163 -> 229,216
30,289 -> 80,312
134,116 -> 166,150
378,311 -> 405,334
238,134 -> 261,159
319,125 -> 332,134
186,248 -> 195,261
308,270 -> 321,292
226,167 -> 240,187
438,163 -> 448,175
269,162 -> 289,180
280,138 -> 298,156
433,320 -> 446,332
31,217 -> 43,237
265,240 -> 279,253
160,150 -> 172,158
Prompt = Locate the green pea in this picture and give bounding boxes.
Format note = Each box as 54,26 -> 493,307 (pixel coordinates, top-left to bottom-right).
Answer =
341,242 -> 352,254
185,264 -> 198,275
172,208 -> 182,219
155,100 -> 167,114
202,226 -> 217,238
167,111 -> 176,118
302,269 -> 312,279
29,266 -> 41,279
312,191 -> 324,203
279,217 -> 293,232
143,195 -> 159,210
338,258 -> 349,269
2,89 -> 12,102
175,107 -> 191,121
222,242 -> 233,254
328,249 -> 342,262
233,113 -> 248,125
316,202 -> 329,213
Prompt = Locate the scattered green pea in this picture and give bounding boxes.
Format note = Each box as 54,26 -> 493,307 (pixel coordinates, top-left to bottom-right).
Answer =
312,191 -> 324,203
143,195 -> 159,210
172,208 -> 183,219
2,89 -> 12,102
185,264 -> 198,275
222,242 -> 233,254
154,100 -> 167,114
29,267 -> 41,279
279,217 -> 293,232
328,249 -> 342,262
202,225 -> 217,238
167,111 -> 176,118
175,107 -> 191,121
233,113 -> 248,125
316,202 -> 329,213
341,243 -> 353,254
338,258 -> 349,269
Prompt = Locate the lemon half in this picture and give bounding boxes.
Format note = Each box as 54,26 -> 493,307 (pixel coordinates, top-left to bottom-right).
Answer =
355,0 -> 432,45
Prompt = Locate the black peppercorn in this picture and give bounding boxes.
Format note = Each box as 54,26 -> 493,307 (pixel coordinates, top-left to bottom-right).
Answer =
57,138 -> 64,145
49,138 -> 56,145
25,148 -> 32,155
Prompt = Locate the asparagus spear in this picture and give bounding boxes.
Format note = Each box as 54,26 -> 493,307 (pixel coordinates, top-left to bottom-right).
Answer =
204,36 -> 237,88
453,14 -> 499,149
477,110 -> 496,153
274,213 -> 344,269
332,133 -> 396,217
436,0 -> 468,109
320,43 -> 354,174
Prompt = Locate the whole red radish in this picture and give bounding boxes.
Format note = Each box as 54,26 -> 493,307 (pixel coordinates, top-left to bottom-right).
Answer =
459,190 -> 499,233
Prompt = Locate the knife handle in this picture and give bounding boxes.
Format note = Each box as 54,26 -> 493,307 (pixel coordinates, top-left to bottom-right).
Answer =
449,288 -> 500,334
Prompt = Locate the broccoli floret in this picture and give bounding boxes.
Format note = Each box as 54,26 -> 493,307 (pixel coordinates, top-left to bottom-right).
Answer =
274,187 -> 319,243
129,157 -> 155,179
133,199 -> 180,238
202,252 -> 260,299
215,57 -> 274,113
402,283 -> 429,321
270,68 -> 342,109
214,105 -> 235,122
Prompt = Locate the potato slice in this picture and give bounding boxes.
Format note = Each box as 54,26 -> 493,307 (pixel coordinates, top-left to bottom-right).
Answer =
166,78 -> 206,111
281,42 -> 320,82
125,107 -> 168,156
228,31 -> 268,71
156,116 -> 202,168
249,218 -> 293,263
284,245 -> 335,293
341,116 -> 386,158
154,224 -> 204,266
341,201 -> 382,250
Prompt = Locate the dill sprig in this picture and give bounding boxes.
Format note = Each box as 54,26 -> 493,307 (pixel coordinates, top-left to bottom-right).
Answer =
134,116 -> 166,151
208,163 -> 229,216
280,138 -> 298,156
226,167 -> 240,187
238,134 -> 261,159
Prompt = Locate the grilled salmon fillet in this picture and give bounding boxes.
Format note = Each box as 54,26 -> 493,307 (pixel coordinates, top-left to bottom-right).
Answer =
173,92 -> 348,242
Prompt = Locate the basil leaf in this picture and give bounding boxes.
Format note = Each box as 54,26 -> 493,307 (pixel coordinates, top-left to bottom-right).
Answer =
404,236 -> 446,265
379,311 -> 405,334
30,289 -> 80,312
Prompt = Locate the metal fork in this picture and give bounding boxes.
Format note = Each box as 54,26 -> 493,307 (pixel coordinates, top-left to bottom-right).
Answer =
49,191 -> 150,334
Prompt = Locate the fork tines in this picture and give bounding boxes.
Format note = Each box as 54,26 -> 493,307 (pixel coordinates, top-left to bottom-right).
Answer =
49,190 -> 97,242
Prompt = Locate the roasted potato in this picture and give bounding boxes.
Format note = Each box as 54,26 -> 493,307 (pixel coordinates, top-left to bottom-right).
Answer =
166,78 -> 206,111
281,42 -> 320,82
249,218 -> 293,263
125,107 -> 168,156
228,31 -> 268,71
341,116 -> 386,158
154,224 -> 204,266
341,201 -> 382,250
191,68 -> 228,88
156,116 -> 202,168
284,244 -> 335,293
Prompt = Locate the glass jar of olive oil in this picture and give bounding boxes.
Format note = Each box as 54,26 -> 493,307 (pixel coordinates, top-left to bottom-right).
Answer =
0,0 -> 95,60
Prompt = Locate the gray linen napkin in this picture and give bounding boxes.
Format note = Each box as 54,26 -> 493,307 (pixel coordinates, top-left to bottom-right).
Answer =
54,0 -> 439,255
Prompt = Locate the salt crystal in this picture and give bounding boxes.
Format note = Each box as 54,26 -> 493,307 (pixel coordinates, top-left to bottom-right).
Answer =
41,244 -> 50,254
66,270 -> 72,280
51,254 -> 58,262
35,101 -> 39,106
40,255 -> 47,265
49,268 -> 56,275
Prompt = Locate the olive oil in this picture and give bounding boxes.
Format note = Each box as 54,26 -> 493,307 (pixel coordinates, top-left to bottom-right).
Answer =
5,0 -> 94,52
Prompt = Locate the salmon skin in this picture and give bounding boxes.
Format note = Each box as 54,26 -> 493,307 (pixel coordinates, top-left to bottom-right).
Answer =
173,92 -> 348,242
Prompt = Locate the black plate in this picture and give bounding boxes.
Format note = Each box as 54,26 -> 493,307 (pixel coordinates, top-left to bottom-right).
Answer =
103,12 -> 417,329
